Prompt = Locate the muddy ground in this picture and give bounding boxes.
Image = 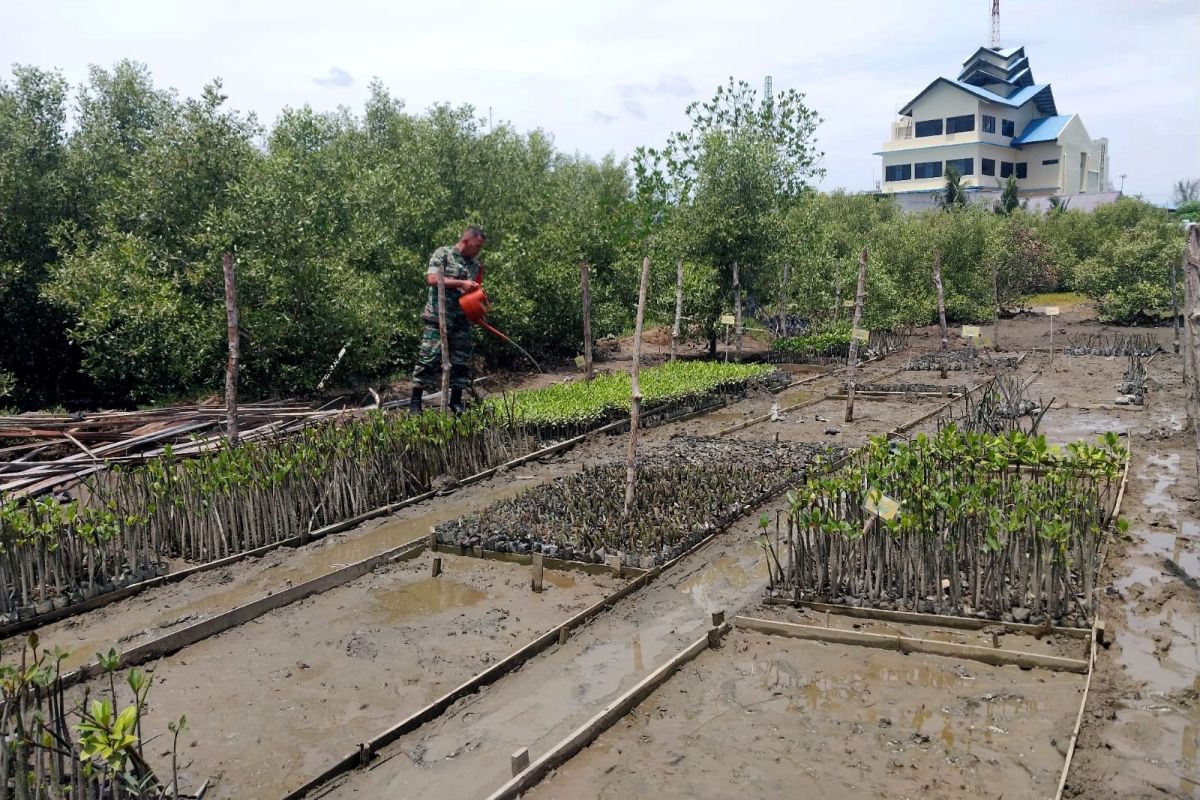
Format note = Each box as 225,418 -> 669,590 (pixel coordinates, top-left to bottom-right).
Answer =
528,624 -> 1081,800
13,309 -> 1198,799
69,552 -> 625,799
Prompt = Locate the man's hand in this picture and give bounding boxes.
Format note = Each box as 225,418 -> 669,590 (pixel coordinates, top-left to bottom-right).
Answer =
458,279 -> 480,293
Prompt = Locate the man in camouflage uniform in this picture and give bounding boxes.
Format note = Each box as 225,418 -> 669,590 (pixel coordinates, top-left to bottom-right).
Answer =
410,226 -> 485,414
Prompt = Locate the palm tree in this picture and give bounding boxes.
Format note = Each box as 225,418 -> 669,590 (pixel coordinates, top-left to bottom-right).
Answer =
995,174 -> 1021,215
937,166 -> 967,210
1047,194 -> 1070,215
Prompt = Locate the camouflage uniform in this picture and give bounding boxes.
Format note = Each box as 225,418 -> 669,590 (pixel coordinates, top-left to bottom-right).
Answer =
412,245 -> 481,391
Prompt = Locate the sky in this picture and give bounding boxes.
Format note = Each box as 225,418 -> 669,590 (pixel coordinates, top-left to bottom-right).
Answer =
2,0 -> 1197,204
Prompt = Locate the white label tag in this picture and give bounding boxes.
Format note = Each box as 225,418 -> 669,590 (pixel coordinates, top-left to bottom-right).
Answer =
864,487 -> 900,520
851,328 -> 870,342
962,325 -> 980,338
719,314 -> 736,326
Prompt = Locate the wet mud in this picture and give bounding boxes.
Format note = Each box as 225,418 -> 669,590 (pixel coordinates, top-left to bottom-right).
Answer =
67,552 -> 624,799
528,628 -> 1081,800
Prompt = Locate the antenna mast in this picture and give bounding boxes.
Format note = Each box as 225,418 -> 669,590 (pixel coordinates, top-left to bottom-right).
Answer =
990,0 -> 1001,49
763,75 -> 773,116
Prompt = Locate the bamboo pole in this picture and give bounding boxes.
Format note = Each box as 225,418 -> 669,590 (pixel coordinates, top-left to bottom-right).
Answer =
933,250 -> 948,380
732,261 -> 743,361
844,247 -> 868,423
222,253 -> 240,444
437,256 -> 450,413
623,256 -> 651,525
1184,227 -> 1200,484
580,261 -> 594,380
670,258 -> 683,362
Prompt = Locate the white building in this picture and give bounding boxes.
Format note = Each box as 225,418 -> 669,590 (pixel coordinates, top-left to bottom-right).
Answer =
878,46 -> 1110,210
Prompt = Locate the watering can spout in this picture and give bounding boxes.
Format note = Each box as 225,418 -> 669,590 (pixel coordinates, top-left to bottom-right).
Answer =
458,287 -> 543,373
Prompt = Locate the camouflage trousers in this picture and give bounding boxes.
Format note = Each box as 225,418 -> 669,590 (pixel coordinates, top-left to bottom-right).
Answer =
412,323 -> 474,390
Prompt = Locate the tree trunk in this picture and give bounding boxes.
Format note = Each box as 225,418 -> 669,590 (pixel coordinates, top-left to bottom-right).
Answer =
580,260 -> 594,380
834,269 -> 842,320
933,250 -> 948,380
222,253 -> 240,444
670,258 -> 683,362
437,255 -> 450,412
1184,229 -> 1200,472
781,261 -> 791,313
623,256 -> 652,525
733,261 -> 743,361
844,248 -> 868,423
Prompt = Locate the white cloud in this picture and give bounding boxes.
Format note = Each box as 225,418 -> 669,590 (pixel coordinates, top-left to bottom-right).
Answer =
314,67 -> 353,88
1,0 -> 1195,202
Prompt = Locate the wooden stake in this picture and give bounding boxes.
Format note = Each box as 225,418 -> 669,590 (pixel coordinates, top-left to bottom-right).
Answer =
437,256 -> 450,413
431,556 -> 442,578
1171,249 -> 1183,356
222,253 -> 240,444
670,258 -> 683,362
531,552 -> 544,593
732,261 -> 743,361
580,261 -> 594,380
844,247 -> 868,423
623,256 -> 651,523
991,255 -> 1000,350
933,250 -> 948,380
1184,227 -> 1200,482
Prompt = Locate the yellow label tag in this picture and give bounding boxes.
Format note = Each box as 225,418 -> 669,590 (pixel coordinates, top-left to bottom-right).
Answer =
719,314 -> 736,326
842,299 -> 856,308
574,355 -> 586,369
864,487 -> 900,520
1044,306 -> 1060,316
851,328 -> 870,341
979,333 -> 991,348
962,325 -> 980,338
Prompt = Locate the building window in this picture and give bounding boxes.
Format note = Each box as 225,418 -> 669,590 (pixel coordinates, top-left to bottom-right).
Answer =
1042,158 -> 1059,165
1001,119 -> 1015,137
946,157 -> 974,176
914,119 -> 943,137
982,115 -> 996,133
1015,162 -> 1028,179
914,161 -> 942,180
885,164 -> 911,182
1000,162 -> 1014,178
945,114 -> 975,134
982,158 -> 996,176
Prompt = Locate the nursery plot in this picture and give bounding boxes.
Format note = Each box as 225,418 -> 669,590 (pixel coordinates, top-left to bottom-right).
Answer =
729,394 -> 951,449
64,551 -> 625,799
526,623 -> 1081,800
0,473 -> 546,673
907,350 -> 1021,372
435,437 -> 843,568
775,427 -> 1127,627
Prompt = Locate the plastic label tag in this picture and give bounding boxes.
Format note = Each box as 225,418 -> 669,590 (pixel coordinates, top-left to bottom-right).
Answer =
1044,306 -> 1060,316
719,314 -> 736,326
574,355 -> 586,369
864,487 -> 900,520
842,299 -> 856,308
962,325 -> 980,338
851,328 -> 870,342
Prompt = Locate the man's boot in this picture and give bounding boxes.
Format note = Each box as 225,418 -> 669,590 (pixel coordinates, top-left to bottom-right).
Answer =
409,387 -> 423,415
449,387 -> 465,415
